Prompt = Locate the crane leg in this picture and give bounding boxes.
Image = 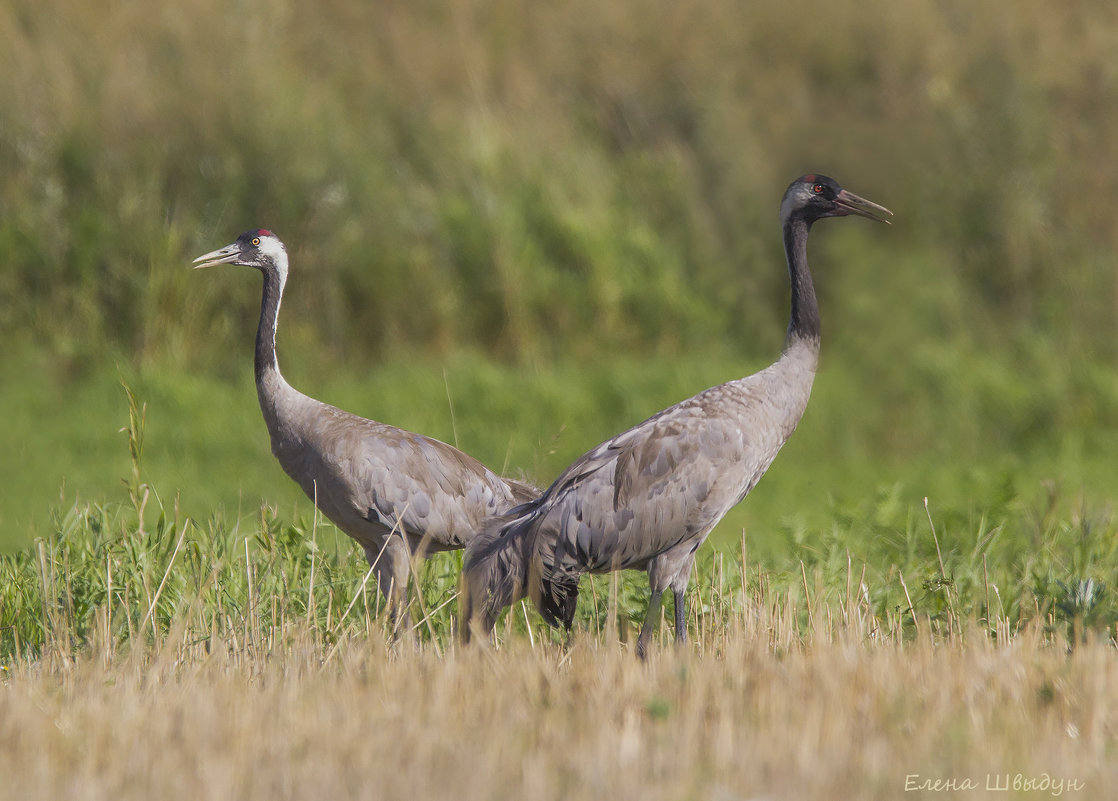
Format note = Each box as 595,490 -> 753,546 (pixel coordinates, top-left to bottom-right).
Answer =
366,537 -> 414,635
636,589 -> 663,660
673,588 -> 687,646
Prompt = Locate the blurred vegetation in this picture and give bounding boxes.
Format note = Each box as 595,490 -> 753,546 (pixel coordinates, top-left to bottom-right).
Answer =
1,0 -> 1117,554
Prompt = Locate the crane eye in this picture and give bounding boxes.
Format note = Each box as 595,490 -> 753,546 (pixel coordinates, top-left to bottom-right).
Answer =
812,184 -> 825,194
251,237 -> 261,246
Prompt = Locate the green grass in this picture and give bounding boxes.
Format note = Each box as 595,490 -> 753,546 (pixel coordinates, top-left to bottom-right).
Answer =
4,469 -> 1116,665
3,374 -> 1115,661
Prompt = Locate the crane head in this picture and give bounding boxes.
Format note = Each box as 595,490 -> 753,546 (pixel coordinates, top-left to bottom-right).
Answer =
192,229 -> 287,270
781,174 -> 892,225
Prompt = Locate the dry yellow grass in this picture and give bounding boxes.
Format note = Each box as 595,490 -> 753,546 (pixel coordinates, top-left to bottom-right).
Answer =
2,598 -> 1113,801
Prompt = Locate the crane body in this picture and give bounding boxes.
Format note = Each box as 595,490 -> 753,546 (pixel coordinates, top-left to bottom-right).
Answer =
463,175 -> 891,656
193,231 -> 537,622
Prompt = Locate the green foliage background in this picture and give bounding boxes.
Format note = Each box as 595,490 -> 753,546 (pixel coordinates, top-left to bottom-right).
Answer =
1,0 -> 1116,565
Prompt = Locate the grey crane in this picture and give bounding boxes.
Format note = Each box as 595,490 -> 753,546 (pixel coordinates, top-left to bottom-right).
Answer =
193,230 -> 537,624
462,174 -> 890,656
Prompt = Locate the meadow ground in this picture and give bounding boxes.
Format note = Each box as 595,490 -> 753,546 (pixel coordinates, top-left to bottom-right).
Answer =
1,582 -> 1114,800
2,450 -> 1116,799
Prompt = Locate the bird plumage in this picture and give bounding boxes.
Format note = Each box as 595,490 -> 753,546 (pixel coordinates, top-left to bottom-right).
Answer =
462,175 -> 890,655
193,230 -> 537,622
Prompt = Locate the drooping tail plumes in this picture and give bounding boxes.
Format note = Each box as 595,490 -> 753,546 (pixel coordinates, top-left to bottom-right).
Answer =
461,508 -> 537,641
536,572 -> 581,635
531,555 -> 580,631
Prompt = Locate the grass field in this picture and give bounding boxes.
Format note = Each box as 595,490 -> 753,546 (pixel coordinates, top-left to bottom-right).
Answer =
3,0 -> 1117,797
2,491 -> 1115,800
2,423 -> 1115,798
2,621 -> 1115,800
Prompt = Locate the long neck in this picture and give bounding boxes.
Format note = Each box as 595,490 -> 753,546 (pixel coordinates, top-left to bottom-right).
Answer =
783,216 -> 821,346
255,265 -> 284,384
254,264 -> 298,436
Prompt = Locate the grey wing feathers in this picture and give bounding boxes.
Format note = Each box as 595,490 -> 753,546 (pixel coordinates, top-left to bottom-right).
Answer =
534,378 -> 794,578
291,402 -> 535,549
354,431 -> 527,546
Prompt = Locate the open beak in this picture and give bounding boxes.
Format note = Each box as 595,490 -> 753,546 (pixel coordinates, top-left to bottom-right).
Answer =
192,242 -> 243,269
834,189 -> 893,224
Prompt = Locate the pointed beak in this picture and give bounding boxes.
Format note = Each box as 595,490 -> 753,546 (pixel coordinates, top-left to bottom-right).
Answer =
834,189 -> 893,224
191,242 -> 243,269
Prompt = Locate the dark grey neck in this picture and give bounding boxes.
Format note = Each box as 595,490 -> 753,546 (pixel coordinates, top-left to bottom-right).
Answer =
783,216 -> 821,345
252,263 -> 308,457
254,267 -> 283,385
